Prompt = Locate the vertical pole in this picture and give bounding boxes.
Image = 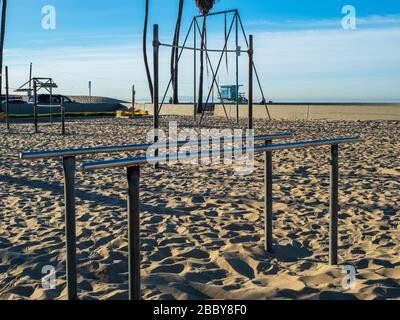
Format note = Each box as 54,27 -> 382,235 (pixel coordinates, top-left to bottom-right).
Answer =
193,17 -> 197,121
33,81 -> 38,133
153,24 -> 159,167
127,166 -> 141,300
329,145 -> 339,265
237,14 -> 271,121
248,35 -> 253,130
264,140 -> 273,253
88,81 -> 92,104
28,63 -> 33,101
50,84 -> 53,125
29,63 -> 32,91
62,156 -> 78,300
132,85 -> 135,113
235,10 -> 239,124
5,66 -> 9,131
61,97 -> 65,136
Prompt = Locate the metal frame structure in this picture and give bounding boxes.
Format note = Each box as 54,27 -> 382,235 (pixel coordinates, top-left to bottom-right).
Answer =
155,9 -> 271,127
81,136 -> 361,298
33,78 -> 56,133
153,23 -> 252,136
15,77 -> 66,135
195,9 -> 272,122
20,133 -> 291,300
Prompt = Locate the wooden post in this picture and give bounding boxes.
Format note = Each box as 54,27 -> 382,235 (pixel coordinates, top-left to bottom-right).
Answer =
62,156 -> 78,300
127,166 -> 141,300
264,140 -> 273,253
33,81 -> 38,134
248,35 -> 253,130
5,66 -> 9,131
153,24 -> 159,168
329,145 -> 339,265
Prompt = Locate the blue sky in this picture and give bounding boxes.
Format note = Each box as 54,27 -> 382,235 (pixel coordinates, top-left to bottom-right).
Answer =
4,0 -> 400,101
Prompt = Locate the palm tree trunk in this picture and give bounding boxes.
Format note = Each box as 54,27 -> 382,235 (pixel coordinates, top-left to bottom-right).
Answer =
171,0 -> 184,104
197,15 -> 206,113
0,0 -> 7,112
143,0 -> 153,102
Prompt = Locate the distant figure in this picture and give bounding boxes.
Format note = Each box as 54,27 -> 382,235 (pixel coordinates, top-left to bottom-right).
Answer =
169,97 -> 173,104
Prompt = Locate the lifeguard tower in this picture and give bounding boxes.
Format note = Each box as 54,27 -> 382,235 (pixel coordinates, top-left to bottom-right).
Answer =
219,85 -> 248,104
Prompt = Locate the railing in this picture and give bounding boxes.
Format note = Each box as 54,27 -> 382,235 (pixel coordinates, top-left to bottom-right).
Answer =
19,133 -> 291,300
20,133 -> 291,160
81,136 -> 361,300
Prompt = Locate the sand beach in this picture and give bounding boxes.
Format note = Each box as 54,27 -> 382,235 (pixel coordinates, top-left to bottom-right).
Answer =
0,116 -> 399,300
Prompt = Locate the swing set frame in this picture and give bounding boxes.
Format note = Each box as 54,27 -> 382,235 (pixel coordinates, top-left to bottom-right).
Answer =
157,9 -> 271,125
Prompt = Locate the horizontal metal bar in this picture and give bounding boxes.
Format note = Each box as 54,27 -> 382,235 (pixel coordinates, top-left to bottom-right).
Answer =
20,133 -> 292,160
158,42 -> 247,53
195,9 -> 237,18
82,137 -> 361,171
